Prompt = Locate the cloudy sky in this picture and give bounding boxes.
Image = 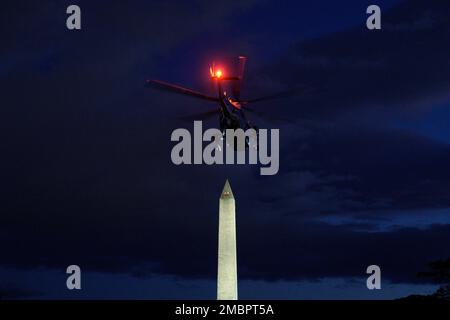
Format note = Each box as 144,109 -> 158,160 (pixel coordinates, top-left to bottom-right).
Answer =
1,0 -> 449,299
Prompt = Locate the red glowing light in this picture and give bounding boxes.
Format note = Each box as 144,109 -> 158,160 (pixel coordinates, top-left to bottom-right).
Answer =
215,69 -> 222,78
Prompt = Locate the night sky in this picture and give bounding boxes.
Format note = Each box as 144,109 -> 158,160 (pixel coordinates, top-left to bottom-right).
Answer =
1,0 -> 450,299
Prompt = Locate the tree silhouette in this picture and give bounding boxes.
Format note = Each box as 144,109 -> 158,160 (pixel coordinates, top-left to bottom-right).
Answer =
418,257 -> 450,301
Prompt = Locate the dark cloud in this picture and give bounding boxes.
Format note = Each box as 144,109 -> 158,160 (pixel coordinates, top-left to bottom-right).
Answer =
249,0 -> 450,120
1,197 -> 450,285
246,0 -> 450,217
273,123 -> 450,215
1,0 -> 450,299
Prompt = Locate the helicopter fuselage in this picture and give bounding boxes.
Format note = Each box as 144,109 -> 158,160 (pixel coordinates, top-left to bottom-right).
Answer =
217,81 -> 255,133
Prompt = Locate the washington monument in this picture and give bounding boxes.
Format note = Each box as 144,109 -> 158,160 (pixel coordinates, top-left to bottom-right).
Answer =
217,179 -> 238,300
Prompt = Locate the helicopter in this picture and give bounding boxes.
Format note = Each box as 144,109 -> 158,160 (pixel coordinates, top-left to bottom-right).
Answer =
145,56 -> 292,146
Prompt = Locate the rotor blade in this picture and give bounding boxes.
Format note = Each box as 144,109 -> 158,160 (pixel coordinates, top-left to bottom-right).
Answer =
220,76 -> 240,81
238,85 -> 314,104
178,109 -> 220,122
238,90 -> 295,104
237,56 -> 247,79
146,79 -> 219,102
233,56 -> 246,99
241,106 -> 293,124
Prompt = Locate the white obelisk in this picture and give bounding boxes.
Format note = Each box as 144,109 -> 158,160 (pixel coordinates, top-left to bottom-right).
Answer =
217,179 -> 238,300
